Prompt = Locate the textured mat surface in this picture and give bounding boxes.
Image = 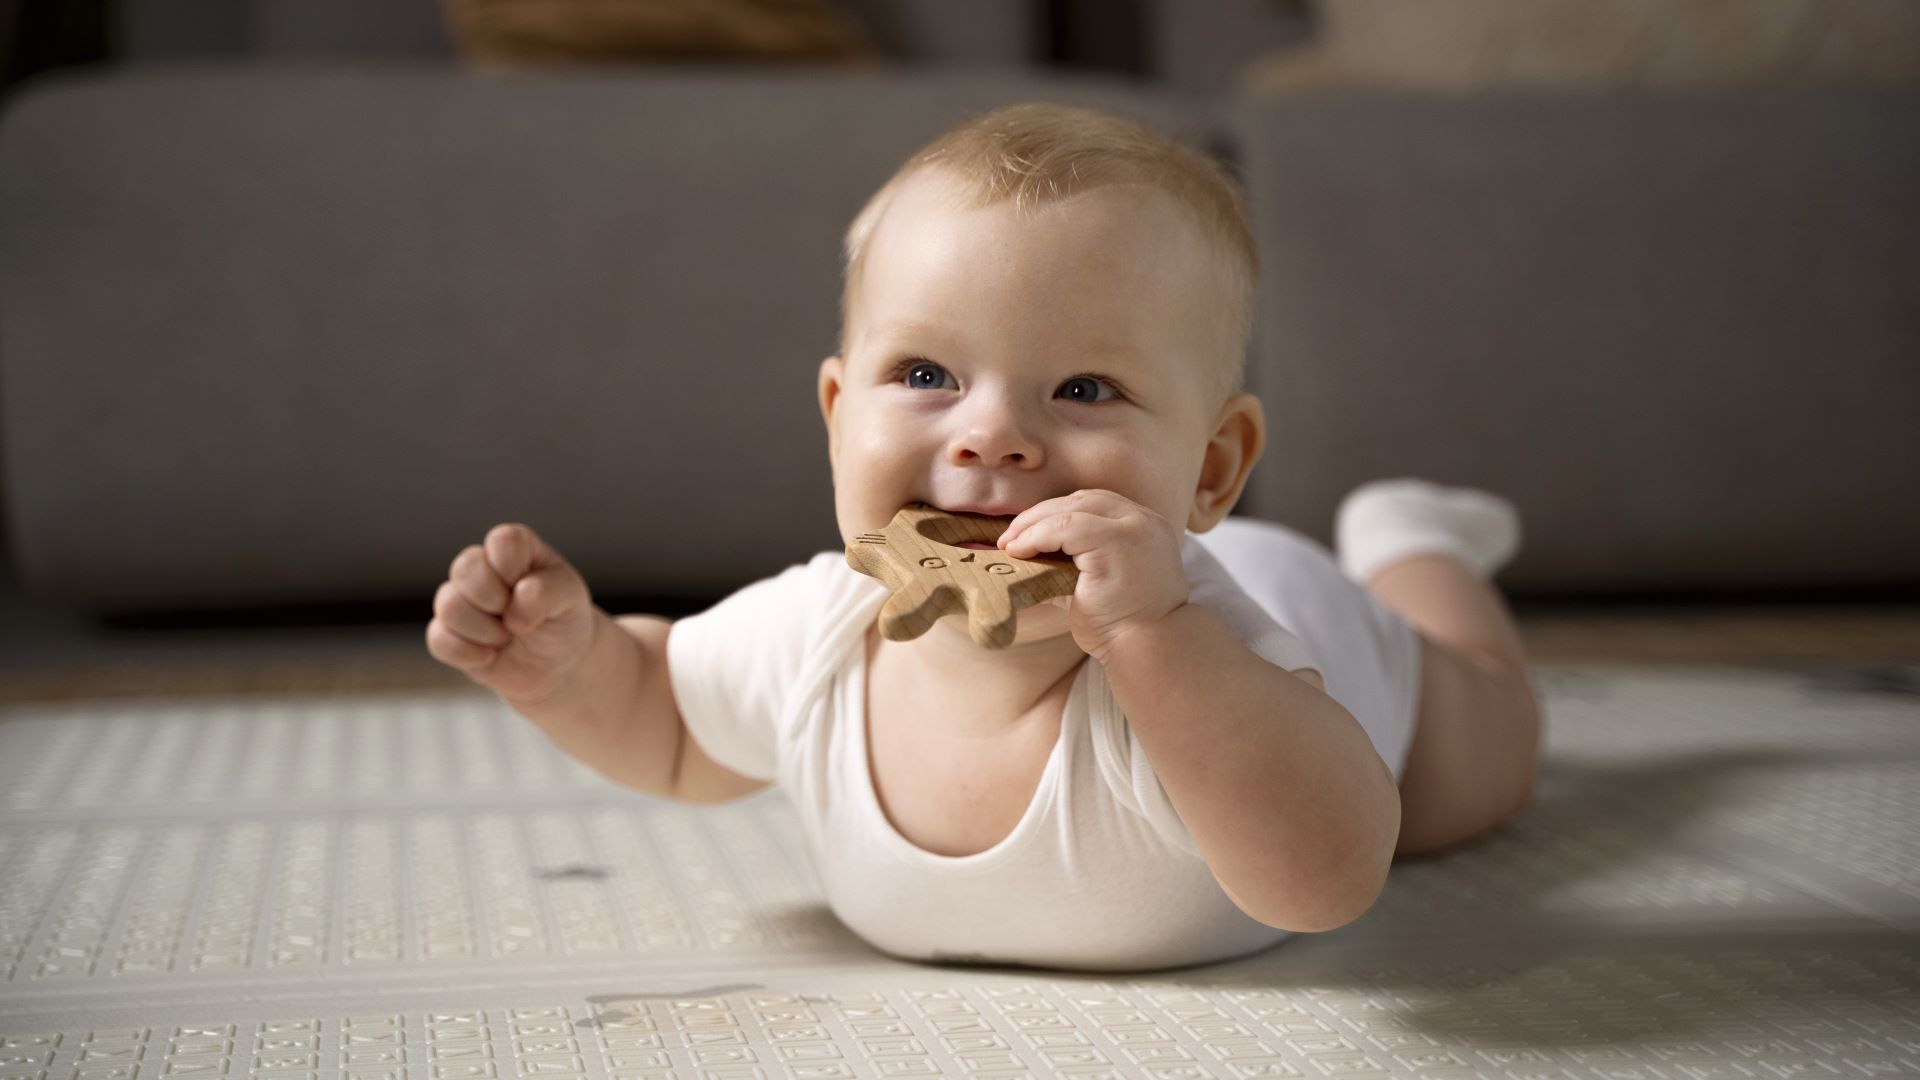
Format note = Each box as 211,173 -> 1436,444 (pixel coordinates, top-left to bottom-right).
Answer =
1,662 -> 1916,1078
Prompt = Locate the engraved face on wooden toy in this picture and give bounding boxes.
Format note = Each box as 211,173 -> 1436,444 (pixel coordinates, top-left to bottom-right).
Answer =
846,502 -> 1079,650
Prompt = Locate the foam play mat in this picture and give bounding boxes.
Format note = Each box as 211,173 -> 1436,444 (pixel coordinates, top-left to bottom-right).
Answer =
1,661 -> 1916,1078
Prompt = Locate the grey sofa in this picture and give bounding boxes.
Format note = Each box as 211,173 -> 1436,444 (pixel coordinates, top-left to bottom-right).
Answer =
2,1 -> 1915,616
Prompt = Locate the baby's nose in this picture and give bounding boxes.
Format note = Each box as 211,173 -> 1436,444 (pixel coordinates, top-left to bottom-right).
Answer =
951,429 -> 1037,467
956,445 -> 1027,465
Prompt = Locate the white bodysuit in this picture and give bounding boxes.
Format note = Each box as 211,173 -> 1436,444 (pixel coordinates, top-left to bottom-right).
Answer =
665,515 -> 1423,971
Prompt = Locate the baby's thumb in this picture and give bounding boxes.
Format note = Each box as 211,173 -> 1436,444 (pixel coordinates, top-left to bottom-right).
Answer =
502,564 -> 589,636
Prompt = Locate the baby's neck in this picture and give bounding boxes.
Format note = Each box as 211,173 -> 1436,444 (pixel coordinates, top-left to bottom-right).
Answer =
872,623 -> 1089,733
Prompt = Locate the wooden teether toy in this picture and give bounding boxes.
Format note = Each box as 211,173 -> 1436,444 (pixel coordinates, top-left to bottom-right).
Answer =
847,502 -> 1079,649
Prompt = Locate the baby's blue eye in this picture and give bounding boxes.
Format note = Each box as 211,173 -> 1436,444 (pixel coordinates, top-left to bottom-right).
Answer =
903,361 -> 952,390
1057,375 -> 1118,403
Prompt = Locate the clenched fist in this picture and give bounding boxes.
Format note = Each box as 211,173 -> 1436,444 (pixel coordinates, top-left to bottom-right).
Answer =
427,523 -> 599,705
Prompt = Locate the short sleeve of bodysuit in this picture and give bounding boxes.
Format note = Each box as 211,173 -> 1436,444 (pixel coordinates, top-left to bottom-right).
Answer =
1184,533 -> 1323,679
665,551 -> 849,782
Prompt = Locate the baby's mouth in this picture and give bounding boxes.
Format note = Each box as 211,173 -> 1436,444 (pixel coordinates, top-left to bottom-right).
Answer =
924,503 -> 1021,550
930,504 -> 1022,523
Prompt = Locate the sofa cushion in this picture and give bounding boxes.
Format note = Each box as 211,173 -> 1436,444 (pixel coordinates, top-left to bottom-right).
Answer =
0,66 -> 1203,613
1226,88 -> 1920,595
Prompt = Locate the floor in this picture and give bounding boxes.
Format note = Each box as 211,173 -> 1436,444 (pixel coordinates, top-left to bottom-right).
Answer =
3,568 -> 1918,1077
2,657 -> 1918,1078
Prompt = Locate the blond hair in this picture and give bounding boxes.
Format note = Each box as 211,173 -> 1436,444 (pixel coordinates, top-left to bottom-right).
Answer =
838,102 -> 1257,412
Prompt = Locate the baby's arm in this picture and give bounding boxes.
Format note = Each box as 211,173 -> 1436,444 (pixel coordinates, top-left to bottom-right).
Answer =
509,613 -> 767,803
500,609 -> 683,797
1102,604 -> 1401,933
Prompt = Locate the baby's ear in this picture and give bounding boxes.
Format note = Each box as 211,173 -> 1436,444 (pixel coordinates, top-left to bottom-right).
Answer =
1187,392 -> 1266,532
817,355 -> 845,447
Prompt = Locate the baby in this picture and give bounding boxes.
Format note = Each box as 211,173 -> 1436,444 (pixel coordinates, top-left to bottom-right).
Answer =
427,102 -> 1543,972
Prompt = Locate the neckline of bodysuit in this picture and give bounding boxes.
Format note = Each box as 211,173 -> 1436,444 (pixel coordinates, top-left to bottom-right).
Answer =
851,620 -> 1086,871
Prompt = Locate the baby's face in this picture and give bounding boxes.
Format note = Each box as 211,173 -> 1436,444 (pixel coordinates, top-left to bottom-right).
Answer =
819,169 -> 1241,647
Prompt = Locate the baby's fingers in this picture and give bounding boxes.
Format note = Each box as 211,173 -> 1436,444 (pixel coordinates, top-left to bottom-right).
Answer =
426,609 -> 500,671
448,544 -> 509,614
432,581 -> 510,648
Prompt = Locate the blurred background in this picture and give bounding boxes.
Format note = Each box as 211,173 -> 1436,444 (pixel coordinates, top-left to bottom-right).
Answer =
1,0 -> 1916,702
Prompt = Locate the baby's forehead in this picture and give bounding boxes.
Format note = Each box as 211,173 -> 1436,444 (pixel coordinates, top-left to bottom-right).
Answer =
887,167 -> 1189,236
864,176 -> 1221,306
850,169 -> 1236,370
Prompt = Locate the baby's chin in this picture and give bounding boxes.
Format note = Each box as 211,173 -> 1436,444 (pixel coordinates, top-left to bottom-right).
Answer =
1013,596 -> 1072,633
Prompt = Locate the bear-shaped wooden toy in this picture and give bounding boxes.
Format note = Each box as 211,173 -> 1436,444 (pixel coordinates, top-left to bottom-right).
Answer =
846,502 -> 1079,649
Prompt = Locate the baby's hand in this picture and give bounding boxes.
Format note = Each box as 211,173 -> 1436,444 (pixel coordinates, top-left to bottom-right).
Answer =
998,490 -> 1189,662
426,523 -> 599,704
